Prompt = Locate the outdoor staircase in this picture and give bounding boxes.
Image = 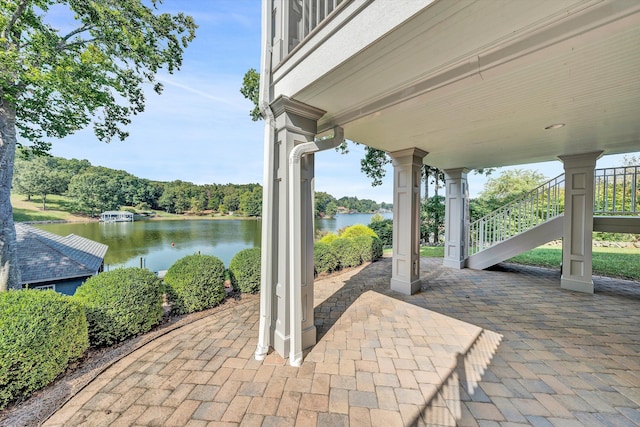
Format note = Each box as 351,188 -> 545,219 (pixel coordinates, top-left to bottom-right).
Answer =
467,165 -> 640,270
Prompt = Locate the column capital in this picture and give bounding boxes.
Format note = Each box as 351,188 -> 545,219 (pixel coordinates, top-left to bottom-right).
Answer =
389,148 -> 428,165
443,168 -> 470,179
558,151 -> 603,168
271,96 -> 326,121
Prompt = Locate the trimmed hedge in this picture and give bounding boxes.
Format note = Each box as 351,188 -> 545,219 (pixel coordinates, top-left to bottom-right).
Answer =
229,247 -> 261,293
74,268 -> 164,347
340,224 -> 378,239
314,241 -> 339,274
319,233 -> 339,244
164,254 -> 226,314
368,219 -> 393,247
0,290 -> 88,409
330,238 -> 361,268
353,235 -> 383,262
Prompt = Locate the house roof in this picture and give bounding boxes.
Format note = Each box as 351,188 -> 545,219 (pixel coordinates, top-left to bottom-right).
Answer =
16,223 -> 109,285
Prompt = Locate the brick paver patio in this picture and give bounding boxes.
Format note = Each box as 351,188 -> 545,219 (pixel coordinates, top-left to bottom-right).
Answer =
44,257 -> 640,426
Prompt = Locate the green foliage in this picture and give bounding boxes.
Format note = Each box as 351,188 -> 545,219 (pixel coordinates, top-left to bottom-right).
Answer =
368,218 -> 393,248
319,233 -> 339,244
12,154 -> 67,209
314,242 -> 339,274
340,224 -> 378,239
67,170 -> 122,216
0,290 -> 88,409
337,196 -> 380,213
360,147 -> 391,187
229,248 -> 261,293
479,169 -> 547,202
370,213 -> 385,223
74,268 -> 164,347
330,238 -> 362,268
1,1 -> 196,153
164,254 -> 226,314
239,187 -> 262,217
353,235 -> 383,262
240,68 -> 262,121
421,196 -> 445,244
315,191 -> 337,217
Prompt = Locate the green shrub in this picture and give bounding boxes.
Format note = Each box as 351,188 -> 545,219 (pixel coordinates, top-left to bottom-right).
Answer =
74,268 -> 164,347
229,247 -> 261,293
354,235 -> 383,262
0,290 -> 88,409
340,224 -> 378,239
330,238 -> 362,268
368,219 -> 393,247
319,233 -> 339,244
314,242 -> 339,274
164,254 -> 226,314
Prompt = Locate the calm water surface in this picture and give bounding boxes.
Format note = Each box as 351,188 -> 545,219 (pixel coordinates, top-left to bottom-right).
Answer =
34,212 -> 391,272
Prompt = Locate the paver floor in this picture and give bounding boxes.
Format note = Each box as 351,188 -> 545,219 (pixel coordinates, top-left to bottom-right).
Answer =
44,257 -> 640,426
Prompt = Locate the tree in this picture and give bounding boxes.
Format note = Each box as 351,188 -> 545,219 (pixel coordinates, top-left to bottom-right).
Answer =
479,169 -> 547,202
239,187 -> 262,217
240,68 -> 261,121
623,153 -> 639,166
67,170 -> 121,216
0,1 -> 196,291
421,196 -> 445,244
13,155 -> 67,209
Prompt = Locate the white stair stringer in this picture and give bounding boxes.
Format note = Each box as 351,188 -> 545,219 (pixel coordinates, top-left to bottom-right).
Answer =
466,216 -> 564,270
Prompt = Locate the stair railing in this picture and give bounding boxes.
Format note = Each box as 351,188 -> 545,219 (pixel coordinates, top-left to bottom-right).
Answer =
468,165 -> 640,255
469,174 -> 565,255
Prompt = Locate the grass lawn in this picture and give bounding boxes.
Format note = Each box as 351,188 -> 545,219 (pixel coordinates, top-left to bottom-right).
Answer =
508,246 -> 640,281
384,244 -> 639,281
11,194 -> 89,222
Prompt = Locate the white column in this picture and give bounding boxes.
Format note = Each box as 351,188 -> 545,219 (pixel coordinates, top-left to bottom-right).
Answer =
258,96 -> 324,360
389,148 -> 427,295
443,168 -> 469,269
558,151 -> 602,293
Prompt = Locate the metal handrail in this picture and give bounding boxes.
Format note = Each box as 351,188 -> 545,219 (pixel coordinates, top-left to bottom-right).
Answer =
594,166 -> 639,215
469,165 -> 640,255
469,174 -> 565,255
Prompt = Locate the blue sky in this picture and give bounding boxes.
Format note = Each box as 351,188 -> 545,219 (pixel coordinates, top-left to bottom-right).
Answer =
45,1 -> 637,203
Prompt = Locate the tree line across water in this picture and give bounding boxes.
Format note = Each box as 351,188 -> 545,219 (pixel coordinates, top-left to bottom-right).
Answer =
12,152 -> 391,218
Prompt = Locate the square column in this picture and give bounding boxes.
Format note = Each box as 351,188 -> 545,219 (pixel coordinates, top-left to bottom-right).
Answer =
443,168 -> 469,269
558,151 -> 602,293
258,96 -> 325,360
389,148 -> 428,295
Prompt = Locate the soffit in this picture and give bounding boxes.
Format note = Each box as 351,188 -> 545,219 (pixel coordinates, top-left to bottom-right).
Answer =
292,0 -> 640,170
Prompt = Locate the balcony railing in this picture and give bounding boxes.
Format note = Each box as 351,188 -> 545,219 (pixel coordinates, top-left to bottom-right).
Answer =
594,166 -> 639,215
284,0 -> 346,55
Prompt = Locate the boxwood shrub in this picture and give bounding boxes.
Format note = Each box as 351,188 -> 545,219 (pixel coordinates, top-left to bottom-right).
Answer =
330,237 -> 362,268
353,235 -> 384,262
229,247 -> 261,293
164,254 -> 226,314
74,268 -> 164,347
340,224 -> 378,239
314,241 -> 339,274
368,219 -> 393,247
319,233 -> 339,244
0,290 -> 88,409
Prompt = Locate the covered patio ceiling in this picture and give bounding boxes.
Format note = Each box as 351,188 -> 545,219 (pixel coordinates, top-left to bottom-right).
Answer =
293,0 -> 640,171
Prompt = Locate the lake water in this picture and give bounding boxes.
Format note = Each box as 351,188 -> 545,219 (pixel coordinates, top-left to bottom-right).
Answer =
34,212 -> 391,272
